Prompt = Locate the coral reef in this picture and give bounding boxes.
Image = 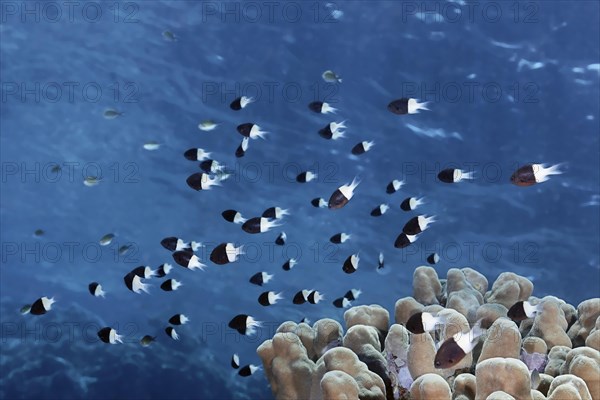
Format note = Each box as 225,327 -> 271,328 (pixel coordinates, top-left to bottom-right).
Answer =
258,269 -> 600,399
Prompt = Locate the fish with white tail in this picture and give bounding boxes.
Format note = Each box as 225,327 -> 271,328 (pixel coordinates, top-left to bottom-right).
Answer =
510,163 -> 563,186
160,237 -> 202,253
172,251 -> 206,271
262,207 -> 289,219
168,314 -> 189,325
296,171 -> 317,183
210,243 -> 243,265
249,272 -> 273,286
156,263 -> 173,277
124,272 -> 150,294
30,296 -> 55,315
371,204 -> 389,217
311,197 -> 328,208
184,148 -> 212,161
319,121 -> 346,140
282,258 -> 297,271
308,101 -> 337,114
258,291 -> 283,306
237,123 -> 267,139
388,98 -> 429,115
131,266 -> 157,279
98,327 -> 123,344
400,197 -> 425,211
342,253 -> 360,274
222,209 -> 247,224
406,312 -> 447,334
88,282 -> 106,298
242,217 -> 280,234
160,279 -> 182,292
165,327 -> 179,340
507,301 -> 543,321
434,320 -> 485,369
386,179 -> 405,194
229,314 -> 261,335
186,172 -> 229,191
236,137 -> 250,158
438,168 -> 474,183
230,96 -> 254,110
351,141 -> 374,155
394,232 -> 419,249
330,232 -> 351,244
328,177 -> 360,209
403,215 -> 435,235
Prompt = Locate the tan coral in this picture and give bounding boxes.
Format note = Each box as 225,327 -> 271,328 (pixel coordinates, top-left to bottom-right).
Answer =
545,346 -> 571,377
475,358 -> 533,400
344,305 -> 389,333
522,337 -> 547,355
410,373 -> 451,400
413,266 -> 442,305
484,272 -> 533,309
453,373 -> 477,400
586,317 -> 600,351
547,374 -> 593,400
461,267 -> 489,295
476,303 -> 508,328
313,318 -> 344,359
394,297 -> 424,325
321,370 -> 359,400
560,347 -> 600,400
568,299 -> 600,347
527,299 -> 572,349
485,392 -> 516,400
478,318 -> 522,363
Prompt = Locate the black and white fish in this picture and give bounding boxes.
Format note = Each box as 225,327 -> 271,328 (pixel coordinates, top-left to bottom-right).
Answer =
173,251 -> 206,271
140,335 -> 156,347
237,123 -> 267,139
275,232 -> 286,246
262,207 -> 289,219
210,243 -> 244,265
282,258 -> 297,271
184,148 -> 212,161
258,291 -> 283,306
394,233 -> 419,248
387,98 -> 429,115
386,179 -> 405,194
406,312 -> 447,334
238,364 -> 260,377
160,279 -> 182,291
308,101 -> 337,114
507,301 -> 543,321
434,320 -> 485,369
132,266 -> 157,279
156,263 -> 173,278
351,140 -> 375,155
400,197 -> 425,211
333,297 -> 352,308
161,237 -> 202,252
296,171 -> 317,183
510,163 -> 563,187
344,289 -> 362,301
330,233 -> 351,244
370,204 -> 389,217
307,290 -> 325,304
124,272 -> 150,294
168,314 -> 189,325
199,159 -> 225,174
318,121 -> 346,140
249,271 -> 274,286
30,296 -> 55,315
222,209 -> 247,224
311,197 -> 328,208
230,96 -> 254,110
328,177 -> 360,209
231,354 -> 240,369
293,289 -> 312,305
235,137 -> 250,158
186,172 -> 228,191
165,326 -> 179,340
333,288 -> 361,308
242,217 -> 281,234
228,314 -> 262,335
427,253 -> 440,265
402,215 -> 436,235
97,327 -> 123,344
342,253 -> 359,274
88,282 -> 106,298
437,168 -> 474,183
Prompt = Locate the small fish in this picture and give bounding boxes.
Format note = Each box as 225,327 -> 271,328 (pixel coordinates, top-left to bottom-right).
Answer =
210,243 -> 244,265
330,233 -> 351,244
531,369 -> 540,390
168,314 -> 189,325
345,289 -> 362,301
20,305 -> 31,315
377,252 -> 385,270
507,301 -> 542,321
186,172 -> 225,191
131,266 -> 157,279
307,290 -> 325,304
160,237 -> 202,252
308,101 -> 337,114
235,137 -> 250,158
510,164 -> 563,187
282,258 -> 297,271
342,253 -> 359,274
351,141 -> 375,155
231,354 -> 240,369
103,109 -> 124,119
155,263 -> 173,278
184,148 -> 212,161
258,291 -> 283,306
30,296 -> 55,315
434,320 -> 485,369
262,207 -> 289,219
371,204 -> 389,217
33,229 -> 45,237
275,232 -> 286,246
222,210 -> 247,224
438,168 -> 474,183
98,327 -> 123,344
394,233 -> 419,248
118,244 -> 132,255
427,253 -> 440,265
99,233 -> 115,246
165,326 -> 179,340
400,197 -> 424,211
172,251 -> 206,271
333,288 -> 361,309
124,272 -> 150,294
140,335 -> 156,347
230,96 -> 254,111
386,179 -> 405,194
88,282 -> 106,298
406,312 -> 447,334
293,290 -> 311,304
328,177 -> 360,209
299,317 -> 311,324
83,176 -> 101,187
228,314 -> 262,335
318,121 -> 346,140
387,98 -> 429,115
296,171 -> 317,183
333,297 -> 352,308
237,123 -> 267,139
50,165 -> 61,173
160,279 -> 182,292
162,30 -> 177,41
322,70 -> 342,83
199,160 -> 225,174
403,215 -> 436,235
249,272 -> 273,286
242,217 -> 280,234
198,120 -> 219,131
311,197 -> 328,208
143,141 -> 161,151
238,364 -> 260,377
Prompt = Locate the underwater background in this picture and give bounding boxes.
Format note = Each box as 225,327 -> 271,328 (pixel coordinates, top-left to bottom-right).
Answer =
1,1 -> 599,399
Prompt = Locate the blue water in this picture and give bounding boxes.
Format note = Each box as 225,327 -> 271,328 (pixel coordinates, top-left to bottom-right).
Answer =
1,1 -> 599,399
